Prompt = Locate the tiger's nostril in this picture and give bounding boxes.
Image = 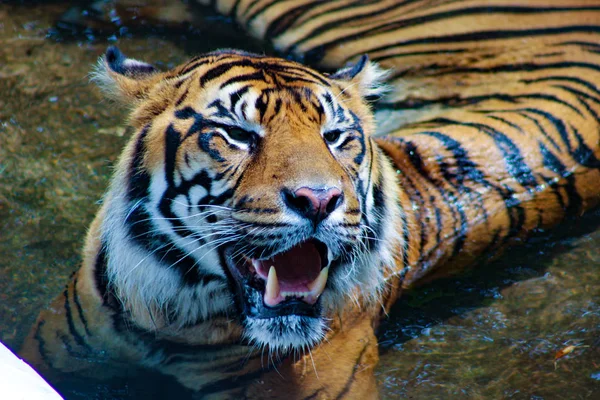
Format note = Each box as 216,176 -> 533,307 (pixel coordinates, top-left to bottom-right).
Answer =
283,189 -> 312,214
325,192 -> 343,214
282,187 -> 344,225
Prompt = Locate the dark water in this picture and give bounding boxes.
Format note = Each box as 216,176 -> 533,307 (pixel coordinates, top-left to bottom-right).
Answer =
0,2 -> 598,399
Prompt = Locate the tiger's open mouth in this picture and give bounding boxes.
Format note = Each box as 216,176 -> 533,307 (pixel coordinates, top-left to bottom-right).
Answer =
224,239 -> 330,319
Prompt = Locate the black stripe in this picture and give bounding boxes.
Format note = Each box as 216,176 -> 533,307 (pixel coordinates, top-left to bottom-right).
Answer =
379,93 -> 517,110
126,202 -> 225,287
200,59 -> 331,87
513,108 -> 571,151
571,125 -> 600,169
399,196 -> 410,272
72,276 -> 92,336
173,78 -> 186,89
174,106 -> 198,121
230,85 -> 251,110
345,25 -> 600,65
58,333 -> 85,358
420,130 -> 493,232
302,389 -> 325,400
220,71 -> 265,88
435,188 -> 466,258
241,0 -> 267,19
110,308 -> 243,363
402,139 -> 464,257
408,131 -> 524,256
518,93 -> 582,116
208,99 -> 236,119
350,111 -> 366,165
416,61 -> 600,81
488,115 -> 524,134
263,3 -> 319,38
177,56 -> 214,77
373,48 -> 466,63
288,0 -> 428,51
63,287 -> 92,351
405,173 -> 428,255
539,142 -> 582,215
93,245 -> 109,303
482,124 -> 537,188
201,62 -> 243,87
227,0 -> 243,18
558,40 -> 600,52
337,135 -> 355,151
432,197 -> 442,246
198,368 -> 267,396
233,221 -> 296,228
278,73 -> 326,86
554,86 -> 600,124
430,119 -> 538,189
334,340 -> 372,400
127,125 -> 151,202
241,207 -> 278,214
33,321 -> 54,369
366,177 -> 385,252
379,92 -> 582,115
247,0 -> 315,31
175,86 -> 189,107
164,124 -> 181,187
515,110 -> 561,151
163,348 -> 260,372
539,142 -> 568,175
92,244 -> 122,311
198,131 -> 227,162
381,138 -> 427,257
299,5 -> 600,52
273,97 -> 282,116
254,93 -> 269,120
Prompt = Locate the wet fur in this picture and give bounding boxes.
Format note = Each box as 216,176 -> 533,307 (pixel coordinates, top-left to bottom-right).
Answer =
21,1 -> 600,398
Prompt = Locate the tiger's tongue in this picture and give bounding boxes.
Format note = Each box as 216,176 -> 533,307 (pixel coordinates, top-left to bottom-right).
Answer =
256,241 -> 321,287
254,241 -> 327,307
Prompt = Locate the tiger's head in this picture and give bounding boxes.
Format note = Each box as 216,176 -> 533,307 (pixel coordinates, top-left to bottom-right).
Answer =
93,47 -> 402,352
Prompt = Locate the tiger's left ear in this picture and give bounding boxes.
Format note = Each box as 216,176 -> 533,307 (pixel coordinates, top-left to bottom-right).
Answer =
330,55 -> 390,99
90,46 -> 162,103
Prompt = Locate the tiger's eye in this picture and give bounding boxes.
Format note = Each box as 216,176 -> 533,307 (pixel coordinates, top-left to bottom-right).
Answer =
323,130 -> 342,144
227,127 -> 253,143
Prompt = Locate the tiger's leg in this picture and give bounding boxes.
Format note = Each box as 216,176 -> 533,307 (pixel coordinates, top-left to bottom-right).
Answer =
20,209 -> 141,382
375,104 -> 600,287
245,312 -> 380,400
20,272 -> 116,380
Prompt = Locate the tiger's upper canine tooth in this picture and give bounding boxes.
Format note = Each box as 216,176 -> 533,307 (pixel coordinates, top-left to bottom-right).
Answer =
265,266 -> 280,305
308,266 -> 329,297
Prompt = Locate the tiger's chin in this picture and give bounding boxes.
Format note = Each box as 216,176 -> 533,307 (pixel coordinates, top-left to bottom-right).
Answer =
222,240 -> 334,352
244,314 -> 328,353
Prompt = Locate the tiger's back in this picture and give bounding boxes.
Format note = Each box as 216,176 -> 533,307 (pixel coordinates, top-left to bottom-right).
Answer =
211,0 -> 600,282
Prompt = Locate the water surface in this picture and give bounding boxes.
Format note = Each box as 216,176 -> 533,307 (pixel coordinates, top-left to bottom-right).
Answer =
0,2 -> 598,399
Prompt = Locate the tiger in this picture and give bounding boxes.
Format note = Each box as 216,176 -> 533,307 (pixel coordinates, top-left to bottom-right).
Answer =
20,0 -> 600,399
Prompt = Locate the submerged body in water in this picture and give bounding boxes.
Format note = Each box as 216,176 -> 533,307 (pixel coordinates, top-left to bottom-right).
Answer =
17,1 -> 600,398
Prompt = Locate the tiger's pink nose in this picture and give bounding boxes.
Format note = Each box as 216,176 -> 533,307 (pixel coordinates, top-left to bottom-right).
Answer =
283,187 -> 344,225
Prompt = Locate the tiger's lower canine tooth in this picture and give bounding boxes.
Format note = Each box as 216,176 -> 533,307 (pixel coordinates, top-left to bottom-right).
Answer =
308,266 -> 329,297
264,266 -> 280,306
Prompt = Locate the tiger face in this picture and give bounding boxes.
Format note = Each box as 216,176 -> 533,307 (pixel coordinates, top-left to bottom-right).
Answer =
94,47 -> 402,352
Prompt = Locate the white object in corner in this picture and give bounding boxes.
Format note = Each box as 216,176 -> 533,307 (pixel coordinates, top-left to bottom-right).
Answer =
0,341 -> 63,400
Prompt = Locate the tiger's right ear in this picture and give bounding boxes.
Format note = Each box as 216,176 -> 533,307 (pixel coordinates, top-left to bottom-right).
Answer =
329,55 -> 390,100
91,46 -> 160,102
